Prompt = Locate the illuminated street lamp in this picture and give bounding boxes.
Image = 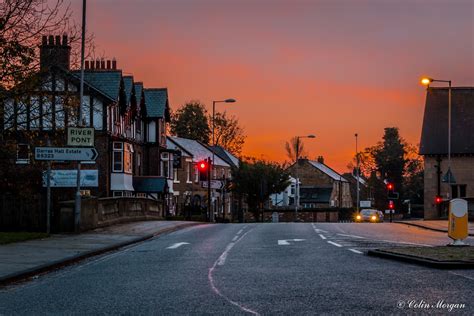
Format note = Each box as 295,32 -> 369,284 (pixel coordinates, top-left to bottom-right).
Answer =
420,77 -> 455,200
294,134 -> 316,222
211,98 -> 236,222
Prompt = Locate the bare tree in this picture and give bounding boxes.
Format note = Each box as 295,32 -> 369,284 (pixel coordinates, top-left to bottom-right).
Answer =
285,136 -> 306,163
213,111 -> 245,156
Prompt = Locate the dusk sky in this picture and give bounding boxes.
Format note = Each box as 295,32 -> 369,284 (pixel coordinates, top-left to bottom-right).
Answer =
71,0 -> 473,172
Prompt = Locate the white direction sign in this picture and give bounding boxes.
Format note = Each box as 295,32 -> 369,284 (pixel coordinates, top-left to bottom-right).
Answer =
67,127 -> 94,146
201,180 -> 224,189
43,170 -> 98,187
278,239 -> 305,245
35,147 -> 98,161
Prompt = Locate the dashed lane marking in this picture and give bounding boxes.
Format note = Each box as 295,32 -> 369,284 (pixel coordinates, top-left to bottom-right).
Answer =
318,234 -> 327,240
349,249 -> 363,254
232,236 -> 238,242
237,229 -> 244,235
327,241 -> 342,247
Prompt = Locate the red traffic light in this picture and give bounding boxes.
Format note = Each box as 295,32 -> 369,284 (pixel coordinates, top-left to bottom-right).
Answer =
435,196 -> 443,204
387,183 -> 394,190
389,200 -> 394,209
198,161 -> 208,171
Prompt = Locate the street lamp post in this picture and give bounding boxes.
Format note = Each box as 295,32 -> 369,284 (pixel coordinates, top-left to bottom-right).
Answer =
355,133 -> 360,214
212,98 -> 236,222
421,77 -> 453,202
294,134 -> 316,222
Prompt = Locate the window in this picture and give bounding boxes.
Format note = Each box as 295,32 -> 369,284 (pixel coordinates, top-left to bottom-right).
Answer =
113,142 -> 123,172
55,96 -> 65,128
161,152 -> 169,178
93,98 -> 103,130
42,96 -> 53,130
17,100 -> 27,130
186,162 -> 192,183
4,100 -> 14,130
82,96 -> 91,126
16,144 -> 30,164
451,185 -> 467,198
56,77 -> 65,91
174,168 -> 179,183
137,153 -> 142,176
194,165 -> 199,182
30,97 -> 40,129
124,143 -> 133,174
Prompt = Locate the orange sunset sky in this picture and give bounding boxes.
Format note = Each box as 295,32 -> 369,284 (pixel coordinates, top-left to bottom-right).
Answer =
71,0 -> 473,172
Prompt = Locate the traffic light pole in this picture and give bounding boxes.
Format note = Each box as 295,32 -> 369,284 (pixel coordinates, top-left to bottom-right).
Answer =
207,157 -> 212,222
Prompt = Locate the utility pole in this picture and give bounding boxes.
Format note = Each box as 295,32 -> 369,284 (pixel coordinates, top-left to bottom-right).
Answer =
207,157 -> 212,222
355,133 -> 360,214
74,0 -> 87,232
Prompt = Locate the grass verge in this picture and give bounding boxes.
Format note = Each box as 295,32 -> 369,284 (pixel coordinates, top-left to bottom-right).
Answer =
0,232 -> 49,245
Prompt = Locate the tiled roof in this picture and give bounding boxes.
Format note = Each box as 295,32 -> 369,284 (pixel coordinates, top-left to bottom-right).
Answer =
420,87 -> 474,155
144,88 -> 168,118
71,70 -> 122,101
134,82 -> 143,102
208,145 -> 239,167
308,160 -> 348,182
168,136 -> 230,167
166,137 -> 192,157
123,76 -> 134,104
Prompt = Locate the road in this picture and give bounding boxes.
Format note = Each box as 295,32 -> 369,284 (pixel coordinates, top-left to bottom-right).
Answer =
1,223 -> 473,315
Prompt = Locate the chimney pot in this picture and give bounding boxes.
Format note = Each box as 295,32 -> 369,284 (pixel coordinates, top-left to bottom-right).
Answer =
85,60 -> 89,69
95,59 -> 101,69
90,60 -> 95,69
55,35 -> 61,45
48,35 -> 54,45
62,34 -> 68,46
112,58 -> 117,70
100,59 -> 105,69
42,36 -> 47,45
106,60 -> 111,69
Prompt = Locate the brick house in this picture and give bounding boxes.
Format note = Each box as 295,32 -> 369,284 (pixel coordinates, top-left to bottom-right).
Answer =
1,35 -> 171,210
286,157 -> 352,209
419,87 -> 474,219
166,136 -> 233,219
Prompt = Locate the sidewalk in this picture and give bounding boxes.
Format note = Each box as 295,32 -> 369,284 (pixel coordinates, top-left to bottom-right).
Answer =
394,220 -> 474,236
0,221 -> 202,286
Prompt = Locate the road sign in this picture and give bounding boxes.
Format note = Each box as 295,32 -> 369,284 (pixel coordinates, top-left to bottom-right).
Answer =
35,147 -> 98,161
67,127 -> 94,146
42,170 -> 98,187
201,180 -> 223,189
360,200 -> 371,208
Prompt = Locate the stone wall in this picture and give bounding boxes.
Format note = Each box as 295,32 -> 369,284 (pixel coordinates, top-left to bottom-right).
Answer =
58,197 -> 164,232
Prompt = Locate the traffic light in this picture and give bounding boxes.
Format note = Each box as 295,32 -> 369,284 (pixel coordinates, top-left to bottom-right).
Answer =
389,200 -> 394,210
386,183 -> 394,191
197,160 -> 209,181
435,196 -> 443,204
386,182 -> 399,199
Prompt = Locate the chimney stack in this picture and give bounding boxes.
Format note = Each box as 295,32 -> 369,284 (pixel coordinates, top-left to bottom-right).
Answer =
317,156 -> 324,164
112,58 -> 117,70
40,34 -> 71,71
106,60 -> 111,69
100,59 -> 105,69
85,60 -> 89,69
95,59 -> 100,69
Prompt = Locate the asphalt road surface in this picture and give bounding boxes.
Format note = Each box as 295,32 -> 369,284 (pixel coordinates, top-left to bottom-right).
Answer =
1,223 -> 473,315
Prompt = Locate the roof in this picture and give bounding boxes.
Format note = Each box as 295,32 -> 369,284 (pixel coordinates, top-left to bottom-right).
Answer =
208,146 -> 239,168
307,160 -> 348,182
123,76 -> 134,105
420,87 -> 474,155
133,176 -> 168,193
166,137 -> 192,157
134,82 -> 143,101
144,88 -> 168,118
342,173 -> 367,186
168,136 -> 230,167
71,70 -> 122,100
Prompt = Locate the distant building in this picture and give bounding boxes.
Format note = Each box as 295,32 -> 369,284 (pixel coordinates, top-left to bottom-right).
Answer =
286,157 -> 352,209
270,176 -> 297,207
419,87 -> 474,219
341,172 -> 369,208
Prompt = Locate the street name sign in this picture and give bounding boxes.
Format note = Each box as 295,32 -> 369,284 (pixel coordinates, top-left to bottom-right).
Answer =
67,127 -> 94,146
201,180 -> 224,189
35,147 -> 98,161
43,170 -> 98,187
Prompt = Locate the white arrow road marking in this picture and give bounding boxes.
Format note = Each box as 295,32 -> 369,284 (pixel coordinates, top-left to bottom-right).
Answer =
349,248 -> 363,254
278,239 -> 306,245
166,242 -> 190,249
327,241 -> 342,247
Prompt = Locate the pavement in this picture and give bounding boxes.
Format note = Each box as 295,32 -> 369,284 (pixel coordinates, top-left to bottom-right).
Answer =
1,223 -> 472,315
0,220 -> 202,286
394,219 -> 474,236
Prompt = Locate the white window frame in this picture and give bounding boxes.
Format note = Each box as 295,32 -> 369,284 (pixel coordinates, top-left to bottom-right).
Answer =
113,142 -> 123,172
186,161 -> 192,183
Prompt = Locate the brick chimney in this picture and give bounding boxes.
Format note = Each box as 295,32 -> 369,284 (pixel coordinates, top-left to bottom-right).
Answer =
39,34 -> 71,71
317,156 -> 324,164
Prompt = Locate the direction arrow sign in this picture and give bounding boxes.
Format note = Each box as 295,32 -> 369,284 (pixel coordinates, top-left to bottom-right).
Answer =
35,147 -> 98,161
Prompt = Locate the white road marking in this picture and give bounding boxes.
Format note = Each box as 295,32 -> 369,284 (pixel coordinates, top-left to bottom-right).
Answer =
337,233 -> 365,239
327,241 -> 342,247
237,229 -> 244,235
311,223 -> 328,233
208,229 -> 259,315
349,248 -> 363,254
278,239 -> 306,245
232,236 -> 238,242
166,242 -> 190,249
449,271 -> 474,281
318,234 -> 327,240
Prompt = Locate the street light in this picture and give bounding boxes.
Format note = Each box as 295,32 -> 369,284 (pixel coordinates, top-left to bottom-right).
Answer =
355,133 -> 360,214
294,134 -> 316,222
420,77 -> 454,202
212,98 -> 236,222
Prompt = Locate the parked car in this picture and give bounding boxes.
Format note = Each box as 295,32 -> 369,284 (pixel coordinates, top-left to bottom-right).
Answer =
355,209 -> 384,223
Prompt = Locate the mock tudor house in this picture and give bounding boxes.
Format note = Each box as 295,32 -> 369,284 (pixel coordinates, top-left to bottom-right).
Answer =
166,136 -> 234,219
419,87 -> 474,219
1,35 -> 171,208
286,157 -> 352,209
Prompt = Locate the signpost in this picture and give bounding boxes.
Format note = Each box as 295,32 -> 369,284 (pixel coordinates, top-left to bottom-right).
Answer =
43,170 -> 98,187
35,147 -> 98,161
67,127 -> 94,147
360,200 -> 371,208
201,180 -> 224,190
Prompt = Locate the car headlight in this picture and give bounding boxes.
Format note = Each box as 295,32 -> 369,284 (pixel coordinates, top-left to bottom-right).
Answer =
356,215 -> 361,220
371,215 -> 376,221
